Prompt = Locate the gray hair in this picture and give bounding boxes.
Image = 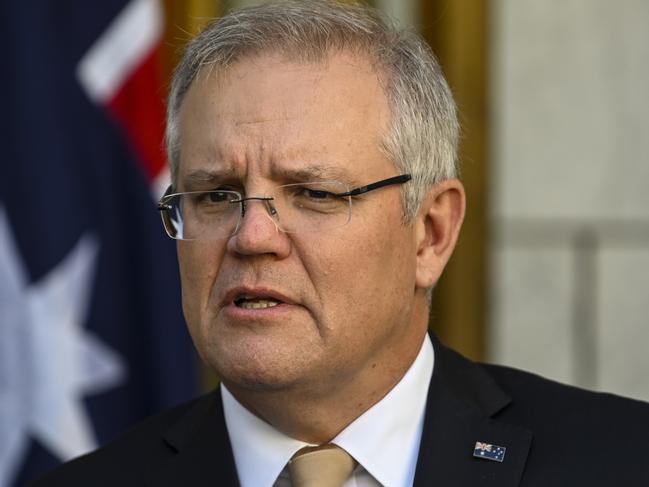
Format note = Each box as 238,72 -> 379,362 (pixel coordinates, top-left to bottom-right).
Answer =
166,0 -> 459,220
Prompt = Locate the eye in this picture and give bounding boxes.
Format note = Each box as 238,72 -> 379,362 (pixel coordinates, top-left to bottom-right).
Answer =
192,190 -> 238,206
207,191 -> 232,203
285,184 -> 349,215
301,188 -> 335,200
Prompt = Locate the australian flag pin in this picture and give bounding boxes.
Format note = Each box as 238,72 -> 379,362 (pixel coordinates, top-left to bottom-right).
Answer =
473,441 -> 506,462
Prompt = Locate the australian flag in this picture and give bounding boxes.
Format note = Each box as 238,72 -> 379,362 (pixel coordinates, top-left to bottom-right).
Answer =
0,1 -> 198,486
473,442 -> 506,463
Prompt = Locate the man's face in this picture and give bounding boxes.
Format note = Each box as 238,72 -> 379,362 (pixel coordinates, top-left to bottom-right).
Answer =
176,52 -> 427,398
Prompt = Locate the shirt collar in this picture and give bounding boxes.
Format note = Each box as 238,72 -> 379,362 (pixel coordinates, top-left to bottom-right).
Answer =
222,385 -> 306,487
332,335 -> 434,486
222,334 -> 434,487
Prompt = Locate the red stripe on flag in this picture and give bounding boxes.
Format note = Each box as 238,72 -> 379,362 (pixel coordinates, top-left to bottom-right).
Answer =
106,45 -> 167,182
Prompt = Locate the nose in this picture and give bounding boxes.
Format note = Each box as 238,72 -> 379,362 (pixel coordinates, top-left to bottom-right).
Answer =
227,197 -> 291,258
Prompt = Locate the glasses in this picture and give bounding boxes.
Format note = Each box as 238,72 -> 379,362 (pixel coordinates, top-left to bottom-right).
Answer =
158,174 -> 411,241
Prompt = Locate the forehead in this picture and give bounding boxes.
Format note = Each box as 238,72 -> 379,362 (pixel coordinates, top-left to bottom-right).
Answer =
176,51 -> 393,187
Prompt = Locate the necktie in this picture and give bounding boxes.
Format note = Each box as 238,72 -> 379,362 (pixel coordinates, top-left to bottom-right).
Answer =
288,444 -> 356,487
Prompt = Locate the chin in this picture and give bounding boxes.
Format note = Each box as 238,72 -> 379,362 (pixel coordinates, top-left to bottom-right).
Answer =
217,364 -> 308,394
207,341 -> 313,393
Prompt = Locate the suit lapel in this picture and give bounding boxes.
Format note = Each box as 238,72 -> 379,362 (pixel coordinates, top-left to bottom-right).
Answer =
145,391 -> 240,487
414,336 -> 533,487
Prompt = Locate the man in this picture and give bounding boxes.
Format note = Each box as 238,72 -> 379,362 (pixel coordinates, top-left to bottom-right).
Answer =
34,1 -> 649,486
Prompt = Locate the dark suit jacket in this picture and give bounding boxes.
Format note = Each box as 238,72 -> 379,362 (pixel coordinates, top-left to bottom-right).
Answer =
32,335 -> 649,486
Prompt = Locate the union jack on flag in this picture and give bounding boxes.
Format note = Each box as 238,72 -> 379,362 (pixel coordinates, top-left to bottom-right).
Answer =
475,442 -> 492,452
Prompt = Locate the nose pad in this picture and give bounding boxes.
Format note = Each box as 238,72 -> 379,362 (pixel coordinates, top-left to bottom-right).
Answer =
236,197 -> 281,236
263,199 -> 279,221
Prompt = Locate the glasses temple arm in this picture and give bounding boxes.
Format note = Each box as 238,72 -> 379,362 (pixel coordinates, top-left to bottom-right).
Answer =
336,174 -> 412,197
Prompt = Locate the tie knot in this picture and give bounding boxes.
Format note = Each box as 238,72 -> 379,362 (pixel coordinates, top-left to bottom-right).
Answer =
288,444 -> 356,487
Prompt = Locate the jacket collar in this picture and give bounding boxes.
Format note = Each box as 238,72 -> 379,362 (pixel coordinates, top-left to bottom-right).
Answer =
413,334 -> 533,486
145,392 -> 240,487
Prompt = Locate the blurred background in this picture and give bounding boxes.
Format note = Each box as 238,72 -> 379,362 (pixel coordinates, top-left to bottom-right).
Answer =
1,0 -> 648,485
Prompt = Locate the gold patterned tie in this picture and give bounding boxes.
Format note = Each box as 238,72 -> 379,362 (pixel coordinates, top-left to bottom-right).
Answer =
288,445 -> 357,487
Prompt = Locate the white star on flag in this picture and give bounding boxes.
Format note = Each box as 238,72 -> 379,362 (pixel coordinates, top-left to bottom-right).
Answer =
0,207 -> 126,486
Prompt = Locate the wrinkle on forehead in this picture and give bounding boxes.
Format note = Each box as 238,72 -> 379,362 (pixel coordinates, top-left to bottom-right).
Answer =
235,116 -> 292,127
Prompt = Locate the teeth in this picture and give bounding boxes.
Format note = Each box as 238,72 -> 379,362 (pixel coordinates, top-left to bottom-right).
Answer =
238,299 -> 280,309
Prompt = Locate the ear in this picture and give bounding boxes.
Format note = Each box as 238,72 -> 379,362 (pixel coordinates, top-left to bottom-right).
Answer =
414,179 -> 466,289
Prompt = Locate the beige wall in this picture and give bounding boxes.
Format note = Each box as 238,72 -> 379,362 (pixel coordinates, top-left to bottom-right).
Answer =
490,0 -> 649,401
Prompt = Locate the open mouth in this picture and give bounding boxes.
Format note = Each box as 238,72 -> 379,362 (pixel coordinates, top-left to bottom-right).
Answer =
234,295 -> 283,310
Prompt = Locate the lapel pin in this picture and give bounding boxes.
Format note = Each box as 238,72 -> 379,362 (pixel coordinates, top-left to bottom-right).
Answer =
473,441 -> 506,462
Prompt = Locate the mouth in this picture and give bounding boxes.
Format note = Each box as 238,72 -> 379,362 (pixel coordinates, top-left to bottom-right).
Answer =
224,286 -> 296,312
234,294 -> 283,310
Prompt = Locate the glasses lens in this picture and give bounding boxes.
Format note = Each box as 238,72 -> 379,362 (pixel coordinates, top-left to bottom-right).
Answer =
270,181 -> 351,234
160,190 -> 241,240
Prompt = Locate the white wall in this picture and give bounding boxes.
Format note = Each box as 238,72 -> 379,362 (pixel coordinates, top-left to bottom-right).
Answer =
490,0 -> 649,400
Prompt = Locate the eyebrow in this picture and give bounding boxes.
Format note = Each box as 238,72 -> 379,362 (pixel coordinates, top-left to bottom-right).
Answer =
180,164 -> 357,189
180,169 -> 235,189
272,165 -> 356,184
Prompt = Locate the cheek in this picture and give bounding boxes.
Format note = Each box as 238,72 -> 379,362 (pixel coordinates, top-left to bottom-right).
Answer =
177,242 -> 224,326
302,222 -> 414,335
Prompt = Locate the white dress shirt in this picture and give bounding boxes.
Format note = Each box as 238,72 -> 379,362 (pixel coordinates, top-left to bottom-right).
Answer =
222,334 -> 434,487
